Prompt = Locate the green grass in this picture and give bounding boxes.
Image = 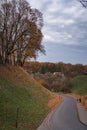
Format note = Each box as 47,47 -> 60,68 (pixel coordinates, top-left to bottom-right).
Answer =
0,66 -> 55,130
71,75 -> 87,95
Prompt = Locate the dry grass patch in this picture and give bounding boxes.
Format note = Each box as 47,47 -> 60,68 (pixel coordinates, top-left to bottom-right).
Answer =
48,95 -> 63,110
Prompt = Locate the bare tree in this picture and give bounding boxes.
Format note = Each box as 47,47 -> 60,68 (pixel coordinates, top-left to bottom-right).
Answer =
0,0 -> 44,66
78,0 -> 87,8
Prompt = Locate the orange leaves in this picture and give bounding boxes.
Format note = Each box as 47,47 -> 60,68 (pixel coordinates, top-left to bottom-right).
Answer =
0,0 -> 44,66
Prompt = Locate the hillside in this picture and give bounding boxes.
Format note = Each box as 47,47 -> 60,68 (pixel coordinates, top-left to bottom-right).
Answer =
0,65 -> 60,130
71,75 -> 87,95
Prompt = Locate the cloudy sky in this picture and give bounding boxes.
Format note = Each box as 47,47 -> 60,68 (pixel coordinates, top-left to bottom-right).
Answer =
27,0 -> 87,64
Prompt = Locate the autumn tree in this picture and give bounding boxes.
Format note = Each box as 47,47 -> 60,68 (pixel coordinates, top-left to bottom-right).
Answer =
0,0 -> 44,66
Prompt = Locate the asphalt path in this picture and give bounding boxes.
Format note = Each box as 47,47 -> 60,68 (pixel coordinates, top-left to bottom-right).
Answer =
37,95 -> 87,130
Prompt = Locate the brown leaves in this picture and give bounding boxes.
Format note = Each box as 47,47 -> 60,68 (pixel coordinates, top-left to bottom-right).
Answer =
0,0 -> 44,66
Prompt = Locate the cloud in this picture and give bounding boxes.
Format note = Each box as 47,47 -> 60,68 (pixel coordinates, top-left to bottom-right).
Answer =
43,28 -> 74,45
27,0 -> 87,47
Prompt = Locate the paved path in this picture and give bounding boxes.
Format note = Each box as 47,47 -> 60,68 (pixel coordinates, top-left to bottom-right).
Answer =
37,95 -> 87,130
77,102 -> 87,125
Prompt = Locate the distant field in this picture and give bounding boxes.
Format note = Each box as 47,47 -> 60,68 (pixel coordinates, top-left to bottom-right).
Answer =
71,75 -> 87,95
0,65 -> 58,130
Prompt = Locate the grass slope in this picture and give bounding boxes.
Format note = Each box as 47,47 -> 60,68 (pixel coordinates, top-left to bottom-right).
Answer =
71,75 -> 87,95
0,65 -> 57,130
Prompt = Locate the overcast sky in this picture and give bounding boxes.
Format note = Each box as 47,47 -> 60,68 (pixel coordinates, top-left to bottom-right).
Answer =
27,0 -> 87,65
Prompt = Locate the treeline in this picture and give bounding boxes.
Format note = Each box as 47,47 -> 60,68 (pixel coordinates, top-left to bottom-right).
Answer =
0,0 -> 44,66
24,61 -> 87,92
24,61 -> 87,77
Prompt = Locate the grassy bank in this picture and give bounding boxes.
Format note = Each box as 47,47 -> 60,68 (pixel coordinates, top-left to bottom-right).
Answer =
71,75 -> 87,95
0,65 -> 58,130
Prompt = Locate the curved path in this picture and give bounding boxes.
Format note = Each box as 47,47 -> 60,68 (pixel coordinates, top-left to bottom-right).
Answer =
38,95 -> 87,130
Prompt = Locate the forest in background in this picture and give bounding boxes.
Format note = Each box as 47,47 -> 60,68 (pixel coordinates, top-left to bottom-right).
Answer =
23,61 -> 87,93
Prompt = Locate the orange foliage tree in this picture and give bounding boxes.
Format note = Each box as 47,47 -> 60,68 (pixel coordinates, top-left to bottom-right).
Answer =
0,0 -> 45,66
